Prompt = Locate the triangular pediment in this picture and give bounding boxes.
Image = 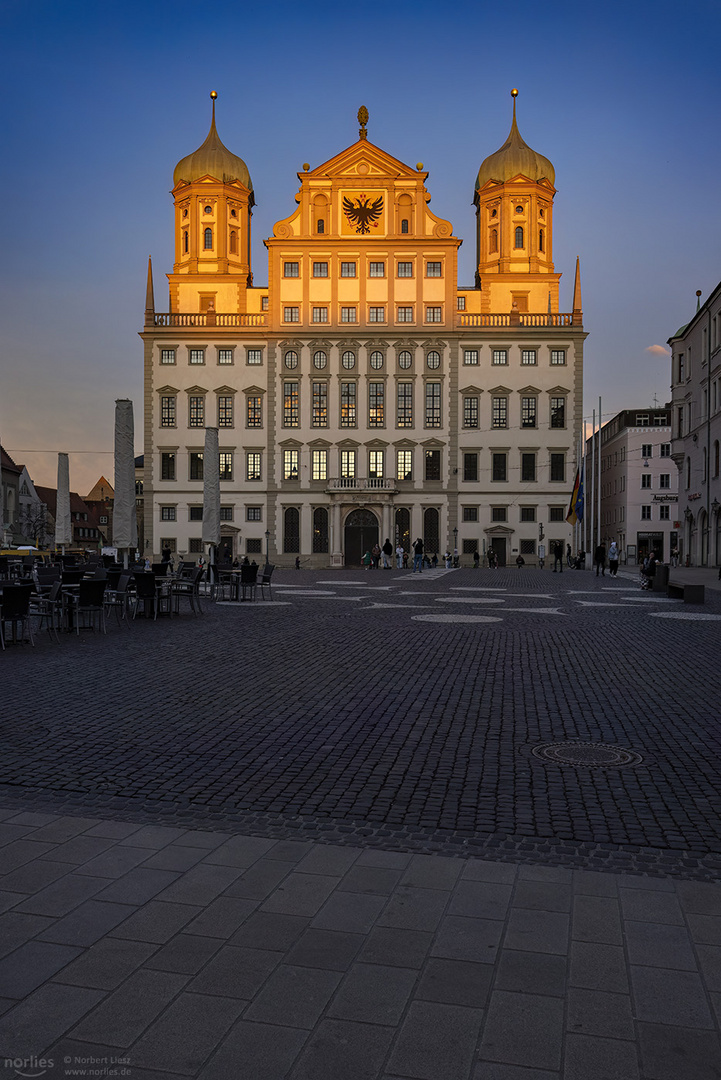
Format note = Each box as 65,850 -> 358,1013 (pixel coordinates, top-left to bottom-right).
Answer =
185,384 -> 207,395
364,439 -> 389,448
518,385 -> 541,395
422,339 -> 447,350
459,385 -> 484,395
307,139 -> 422,182
156,384 -> 179,395
393,438 -> 416,448
337,438 -> 360,448
242,385 -> 265,396
421,438 -> 444,448
278,438 -> 302,448
308,438 -> 332,448
546,385 -> 571,395
215,385 -> 237,395
489,385 -> 512,395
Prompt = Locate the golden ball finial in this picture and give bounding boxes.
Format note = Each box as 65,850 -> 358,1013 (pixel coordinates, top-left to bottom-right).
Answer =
416,162 -> 424,171
210,90 -> 218,100
511,88 -> 518,97
302,163 -> 310,172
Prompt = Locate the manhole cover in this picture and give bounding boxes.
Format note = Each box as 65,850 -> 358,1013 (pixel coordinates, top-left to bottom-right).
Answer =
530,741 -> 643,769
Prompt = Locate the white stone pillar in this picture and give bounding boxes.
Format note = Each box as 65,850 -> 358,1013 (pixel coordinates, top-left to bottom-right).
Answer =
332,500 -> 343,567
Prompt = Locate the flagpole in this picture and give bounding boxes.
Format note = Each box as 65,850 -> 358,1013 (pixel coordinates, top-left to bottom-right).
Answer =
583,420 -> 587,562
597,396 -> 602,552
590,408 -> 595,564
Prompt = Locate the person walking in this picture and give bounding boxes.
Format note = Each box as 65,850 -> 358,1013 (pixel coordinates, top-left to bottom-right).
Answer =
566,543 -> 573,568
552,541 -> 563,573
396,543 -> 404,569
362,549 -> 372,569
473,550 -> 480,569
412,537 -> 424,573
444,550 -> 452,569
594,542 -> 606,576
382,538 -> 393,569
608,541 -> 619,577
371,542 -> 381,569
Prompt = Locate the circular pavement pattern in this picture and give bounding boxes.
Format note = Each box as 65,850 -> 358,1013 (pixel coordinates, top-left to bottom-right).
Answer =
412,613 -> 503,623
650,611 -> 721,621
435,597 -> 504,604
531,741 -> 643,769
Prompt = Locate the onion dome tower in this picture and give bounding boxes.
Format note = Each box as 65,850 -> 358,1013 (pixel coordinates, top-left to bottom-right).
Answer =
474,90 -> 558,312
169,92 -> 254,313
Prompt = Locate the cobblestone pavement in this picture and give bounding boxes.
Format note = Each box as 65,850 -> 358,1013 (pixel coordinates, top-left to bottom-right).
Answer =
1,567 -> 721,1078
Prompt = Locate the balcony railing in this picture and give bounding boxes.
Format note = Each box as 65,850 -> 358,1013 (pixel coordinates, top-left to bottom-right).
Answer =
150,313 -> 267,328
457,312 -> 576,328
328,477 -> 395,491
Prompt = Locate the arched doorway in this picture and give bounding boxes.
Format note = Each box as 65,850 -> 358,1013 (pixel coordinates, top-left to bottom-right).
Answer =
344,508 -> 378,567
698,509 -> 708,566
395,508 -> 410,556
424,508 -> 440,557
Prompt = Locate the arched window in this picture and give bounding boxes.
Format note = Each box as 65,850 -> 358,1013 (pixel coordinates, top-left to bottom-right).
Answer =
284,507 -> 300,553
539,228 -> 544,252
490,228 -> 498,253
313,507 -> 329,553
395,507 -> 410,553
229,230 -> 237,254
183,230 -> 189,254
204,227 -> 213,250
317,218 -> 325,234
424,508 -> 440,554
401,218 -> 409,234
514,226 -> 524,249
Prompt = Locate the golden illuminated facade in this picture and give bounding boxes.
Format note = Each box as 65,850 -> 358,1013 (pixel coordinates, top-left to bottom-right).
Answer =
142,93 -> 586,566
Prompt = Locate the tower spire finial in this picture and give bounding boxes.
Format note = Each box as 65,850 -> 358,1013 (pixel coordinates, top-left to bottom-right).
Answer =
511,87 -> 518,125
357,105 -> 369,141
210,90 -> 217,126
144,255 -> 155,326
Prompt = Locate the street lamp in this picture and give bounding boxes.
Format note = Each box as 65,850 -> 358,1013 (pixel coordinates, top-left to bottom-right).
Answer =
453,526 -> 458,567
265,529 -> 270,565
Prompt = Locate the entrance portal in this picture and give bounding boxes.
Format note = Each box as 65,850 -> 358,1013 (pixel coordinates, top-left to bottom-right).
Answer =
344,508 -> 379,567
490,537 -> 507,566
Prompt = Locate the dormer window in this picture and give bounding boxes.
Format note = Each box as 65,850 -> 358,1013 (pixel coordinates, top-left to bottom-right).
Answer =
317,218 -> 325,234
203,205 -> 212,214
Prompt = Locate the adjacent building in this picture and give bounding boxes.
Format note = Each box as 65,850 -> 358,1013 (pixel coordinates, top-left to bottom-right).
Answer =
668,281 -> 721,567
142,93 -> 586,566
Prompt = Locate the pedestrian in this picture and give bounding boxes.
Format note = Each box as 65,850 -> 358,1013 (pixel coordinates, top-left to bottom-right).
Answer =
671,547 -> 679,569
594,542 -> 606,576
161,545 -> 172,565
295,555 -> 301,570
396,543 -> 404,569
382,538 -> 393,569
492,550 -> 499,569
371,543 -> 381,569
431,553 -> 438,568
608,540 -> 619,577
412,537 -> 424,573
487,549 -> 494,569
642,550 -> 658,590
552,541 -> 563,573
473,550 -> 480,569
402,550 -> 409,569
516,554 -> 525,568
566,543 -> 572,568
444,550 -> 452,569
576,548 -> 586,569
362,549 -> 372,569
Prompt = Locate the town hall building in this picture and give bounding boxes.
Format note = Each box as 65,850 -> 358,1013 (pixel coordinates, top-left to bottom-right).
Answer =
142,92 -> 586,566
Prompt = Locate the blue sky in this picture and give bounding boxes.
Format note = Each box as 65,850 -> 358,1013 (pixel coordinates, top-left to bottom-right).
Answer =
1,0 -> 720,493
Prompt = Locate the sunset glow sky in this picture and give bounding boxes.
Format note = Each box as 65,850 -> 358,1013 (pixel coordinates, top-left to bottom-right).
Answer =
1,0 -> 720,495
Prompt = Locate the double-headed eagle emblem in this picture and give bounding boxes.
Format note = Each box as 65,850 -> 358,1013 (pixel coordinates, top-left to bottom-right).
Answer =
342,194 -> 383,234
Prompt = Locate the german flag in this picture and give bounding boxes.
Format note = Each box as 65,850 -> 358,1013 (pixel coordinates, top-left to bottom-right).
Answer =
566,465 -> 584,525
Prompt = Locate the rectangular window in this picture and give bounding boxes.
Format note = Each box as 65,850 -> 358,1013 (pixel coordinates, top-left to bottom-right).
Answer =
218,349 -> 233,365
341,450 -> 356,478
246,452 -> 261,481
641,474 -> 652,488
636,414 -> 650,426
341,306 -> 357,323
550,453 -> 566,482
521,349 -> 537,365
491,507 -> 507,522
550,397 -> 566,428
340,382 -> 357,427
246,396 -> 262,428
369,306 -> 385,322
160,349 -> 176,365
457,296 -> 466,311
369,262 -> 385,277
660,443 -> 671,457
521,453 -> 536,482
340,262 -> 356,277
397,306 -> 414,322
659,504 -> 670,520
246,507 -> 261,521
463,349 -> 479,365
188,396 -> 205,428
520,506 -> 536,522
283,381 -> 299,427
368,450 -> 384,479
463,396 -> 479,428
425,306 -> 442,323
642,443 -> 653,457
521,397 -> 537,428
463,453 -> 478,482
313,262 -> 328,277
397,449 -> 412,481
219,453 -> 233,480
218,395 -> 233,428
397,383 -> 413,427
247,349 -> 262,365
426,262 -> 442,277
160,538 -> 176,553
283,306 -> 299,323
397,262 -> 413,277
161,453 -> 176,481
247,537 -> 262,553
189,349 -> 205,365
549,506 -> 565,522
312,306 -> 328,323
369,382 -> 385,427
312,382 -> 328,428
160,506 -> 176,522
641,505 -> 652,520
492,397 -> 508,428
425,383 -> 441,428
492,453 -> 507,482
283,450 -> 299,480
190,452 -> 204,480
220,506 -> 233,521
520,539 -> 536,555
659,473 -> 670,489
284,262 -> 299,277
463,506 -> 478,522
550,349 -> 566,365
425,450 -> 441,481
492,349 -> 508,365
189,506 -> 203,521
462,538 -> 478,554
312,450 -> 328,481
261,296 -> 269,311
160,396 -> 176,428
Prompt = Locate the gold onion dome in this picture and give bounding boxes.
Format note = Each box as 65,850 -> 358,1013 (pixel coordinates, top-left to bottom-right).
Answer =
476,90 -> 554,190
174,92 -> 253,193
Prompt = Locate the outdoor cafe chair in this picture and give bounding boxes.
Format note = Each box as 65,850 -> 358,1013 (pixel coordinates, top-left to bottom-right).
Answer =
66,579 -> 108,634
130,573 -> 159,620
257,563 -> 275,601
104,572 -> 133,627
0,583 -> 35,648
171,566 -> 204,615
29,579 -> 63,642
239,563 -> 259,601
